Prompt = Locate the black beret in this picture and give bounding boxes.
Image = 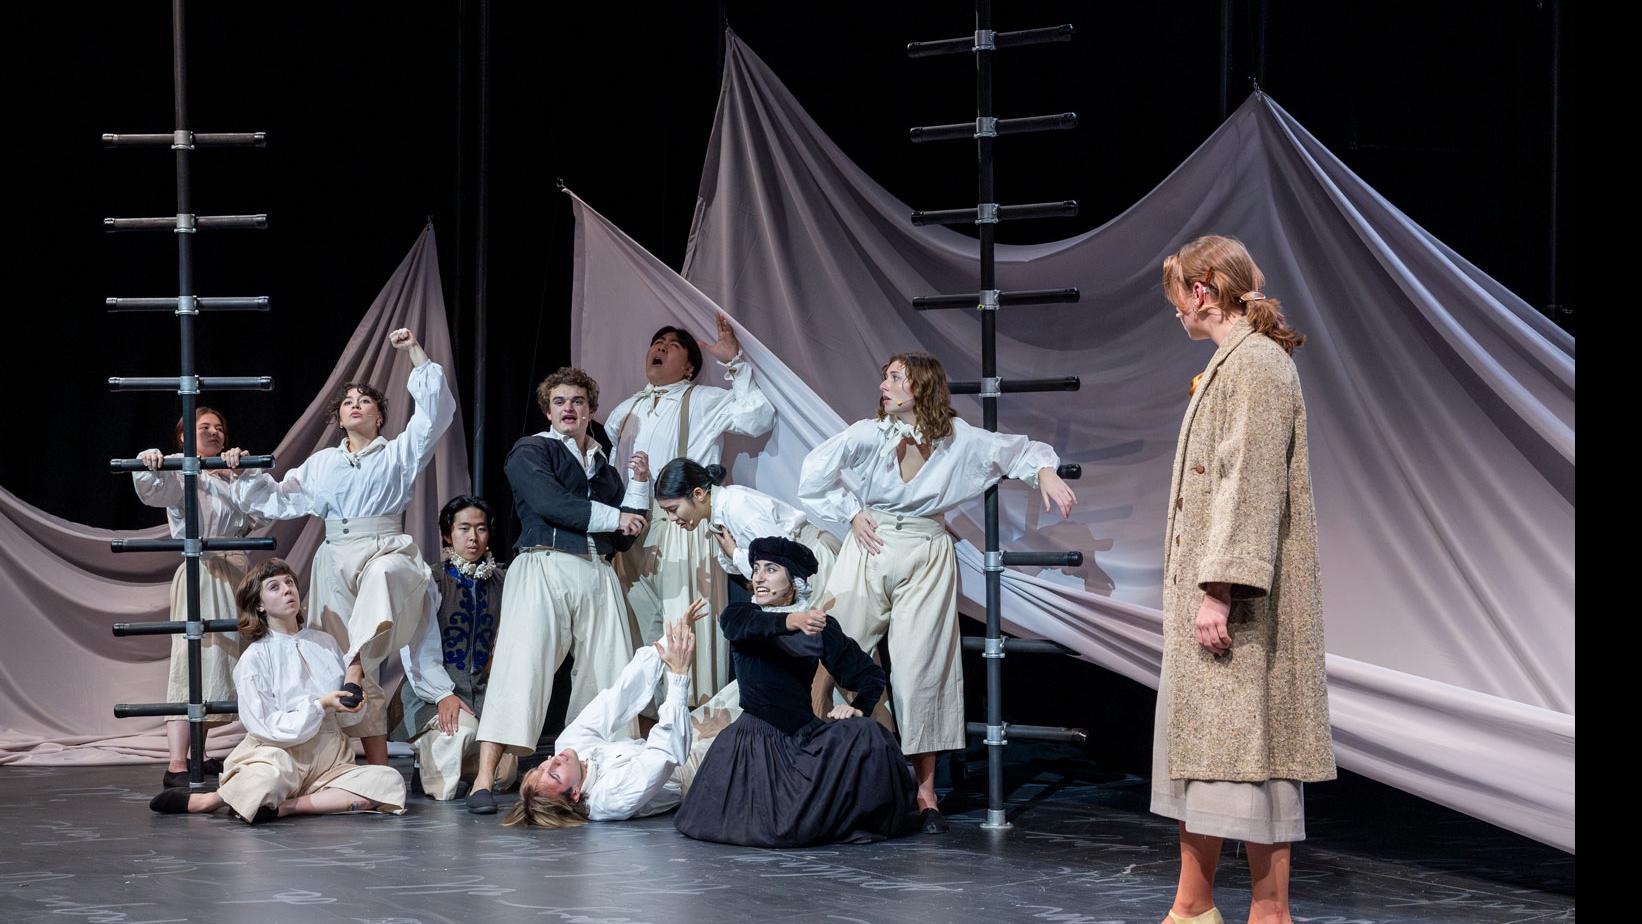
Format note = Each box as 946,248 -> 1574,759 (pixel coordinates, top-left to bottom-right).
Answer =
748,536 -> 819,581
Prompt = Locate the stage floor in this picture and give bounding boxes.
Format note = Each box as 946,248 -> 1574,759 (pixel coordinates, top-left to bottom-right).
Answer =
0,750 -> 1573,924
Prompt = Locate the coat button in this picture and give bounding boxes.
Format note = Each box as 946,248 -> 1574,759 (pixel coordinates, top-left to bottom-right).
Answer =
1175,535 -> 1181,545
1193,464 -> 1206,475
1175,496 -> 1183,510
341,528 -> 349,534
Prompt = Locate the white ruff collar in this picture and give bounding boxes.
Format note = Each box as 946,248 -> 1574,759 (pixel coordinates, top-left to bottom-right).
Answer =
445,549 -> 500,581
757,585 -> 816,613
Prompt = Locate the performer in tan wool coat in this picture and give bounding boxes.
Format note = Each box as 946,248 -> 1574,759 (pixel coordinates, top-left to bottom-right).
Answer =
1151,235 -> 1335,924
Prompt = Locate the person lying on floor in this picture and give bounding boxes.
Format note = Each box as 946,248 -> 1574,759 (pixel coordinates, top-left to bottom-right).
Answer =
149,558 -> 407,823
502,612 -> 701,828
673,537 -> 921,848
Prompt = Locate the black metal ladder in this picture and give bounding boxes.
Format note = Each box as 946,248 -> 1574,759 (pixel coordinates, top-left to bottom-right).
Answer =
105,0 -> 277,792
908,4 -> 1088,831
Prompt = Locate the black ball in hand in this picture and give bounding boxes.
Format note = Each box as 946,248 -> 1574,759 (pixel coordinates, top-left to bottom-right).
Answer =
339,682 -> 364,709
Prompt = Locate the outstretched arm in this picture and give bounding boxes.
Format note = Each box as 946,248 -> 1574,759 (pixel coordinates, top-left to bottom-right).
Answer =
388,329 -> 456,475
583,621 -> 696,821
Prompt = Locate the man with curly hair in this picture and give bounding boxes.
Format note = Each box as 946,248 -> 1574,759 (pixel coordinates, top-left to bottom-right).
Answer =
465,367 -> 652,815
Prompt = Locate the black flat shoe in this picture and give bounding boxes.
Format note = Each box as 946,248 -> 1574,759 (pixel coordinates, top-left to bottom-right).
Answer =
149,788 -> 192,814
161,757 -> 226,789
919,807 -> 949,834
465,787 -> 497,815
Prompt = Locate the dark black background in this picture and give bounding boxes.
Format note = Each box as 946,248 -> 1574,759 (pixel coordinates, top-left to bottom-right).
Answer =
2,2 -> 1573,777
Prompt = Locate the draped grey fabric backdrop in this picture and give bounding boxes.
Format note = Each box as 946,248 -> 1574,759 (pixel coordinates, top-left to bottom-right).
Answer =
572,34 -> 1574,851
0,225 -> 469,766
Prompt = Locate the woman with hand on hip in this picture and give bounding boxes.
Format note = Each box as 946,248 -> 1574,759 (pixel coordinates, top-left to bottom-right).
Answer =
797,351 -> 1077,833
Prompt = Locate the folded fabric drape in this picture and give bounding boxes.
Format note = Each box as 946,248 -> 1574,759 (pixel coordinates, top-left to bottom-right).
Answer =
568,34 -> 1573,852
1,224 -> 470,768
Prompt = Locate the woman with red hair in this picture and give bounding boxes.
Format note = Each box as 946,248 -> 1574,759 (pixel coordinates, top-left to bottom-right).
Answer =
1152,235 -> 1335,924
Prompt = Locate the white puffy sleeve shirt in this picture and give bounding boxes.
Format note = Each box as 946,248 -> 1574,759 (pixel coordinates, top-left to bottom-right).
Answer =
711,484 -> 811,578
234,627 -> 360,746
555,646 -> 693,822
603,353 -> 776,472
233,361 -> 456,520
798,417 -> 1059,524
131,461 -> 266,539
398,580 -> 456,704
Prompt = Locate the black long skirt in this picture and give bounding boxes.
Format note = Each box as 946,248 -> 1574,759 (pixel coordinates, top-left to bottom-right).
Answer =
674,712 -> 921,848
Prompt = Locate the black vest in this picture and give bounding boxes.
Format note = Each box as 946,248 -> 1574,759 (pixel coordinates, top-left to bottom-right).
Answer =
502,428 -> 641,559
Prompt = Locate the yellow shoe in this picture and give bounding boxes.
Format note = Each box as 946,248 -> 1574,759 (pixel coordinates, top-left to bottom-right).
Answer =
1169,909 -> 1224,924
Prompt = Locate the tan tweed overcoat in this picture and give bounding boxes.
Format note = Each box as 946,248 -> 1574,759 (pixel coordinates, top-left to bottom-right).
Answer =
1162,318 -> 1336,783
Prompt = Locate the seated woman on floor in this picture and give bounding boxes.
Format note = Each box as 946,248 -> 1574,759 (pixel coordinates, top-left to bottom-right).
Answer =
148,558 -> 407,823
674,537 -> 920,848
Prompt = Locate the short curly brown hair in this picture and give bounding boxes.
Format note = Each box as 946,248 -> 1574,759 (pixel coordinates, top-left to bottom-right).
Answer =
535,367 -> 600,415
328,382 -> 389,436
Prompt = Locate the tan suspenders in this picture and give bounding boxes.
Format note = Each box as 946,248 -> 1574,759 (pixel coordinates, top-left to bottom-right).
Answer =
616,383 -> 695,465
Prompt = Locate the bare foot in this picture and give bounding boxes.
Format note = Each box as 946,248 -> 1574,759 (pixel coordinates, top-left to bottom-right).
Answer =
186,792 -> 224,813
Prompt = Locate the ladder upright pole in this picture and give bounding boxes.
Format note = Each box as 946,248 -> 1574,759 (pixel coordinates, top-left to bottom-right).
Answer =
907,5 -> 1085,832
170,0 -> 211,792
974,0 -> 1013,832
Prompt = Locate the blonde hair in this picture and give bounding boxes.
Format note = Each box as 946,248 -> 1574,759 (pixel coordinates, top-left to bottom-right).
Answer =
875,351 -> 957,441
1162,235 -> 1305,355
502,788 -> 590,829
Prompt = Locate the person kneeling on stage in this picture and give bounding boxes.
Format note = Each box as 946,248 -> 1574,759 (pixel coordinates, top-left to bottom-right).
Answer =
504,613 -> 701,828
392,495 -> 518,800
149,558 -> 407,823
674,537 -> 920,848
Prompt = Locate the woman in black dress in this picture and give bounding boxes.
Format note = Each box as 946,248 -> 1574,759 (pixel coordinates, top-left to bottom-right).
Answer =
674,536 -> 920,847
